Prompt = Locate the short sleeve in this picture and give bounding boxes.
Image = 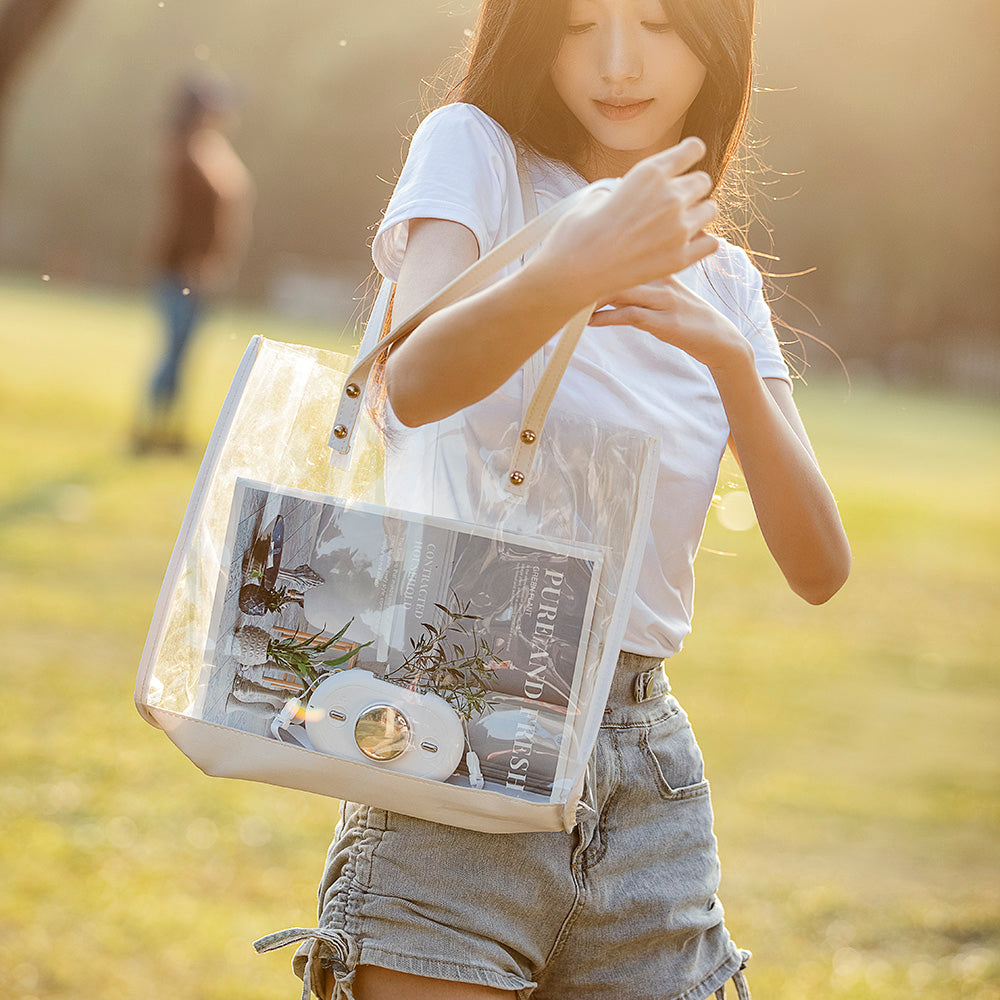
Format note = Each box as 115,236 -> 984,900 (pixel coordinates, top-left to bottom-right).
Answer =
716,244 -> 791,385
372,104 -> 516,281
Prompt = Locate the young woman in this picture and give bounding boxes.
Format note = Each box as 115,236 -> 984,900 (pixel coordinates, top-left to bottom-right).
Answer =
262,1 -> 851,997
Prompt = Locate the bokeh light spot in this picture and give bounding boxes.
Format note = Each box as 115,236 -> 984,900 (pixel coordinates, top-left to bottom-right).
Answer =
54,483 -> 93,523
716,490 -> 756,532
186,817 -> 218,850
238,815 -> 272,847
107,816 -> 139,849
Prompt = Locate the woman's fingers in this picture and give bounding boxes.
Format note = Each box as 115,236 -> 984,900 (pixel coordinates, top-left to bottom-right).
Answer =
620,144 -> 713,215
685,198 -> 719,235
672,169 -> 714,203
638,135 -> 707,179
589,282 -> 687,337
588,304 -> 648,328
684,229 -> 721,263
618,141 -> 717,250
594,279 -> 676,315
593,273 -> 716,319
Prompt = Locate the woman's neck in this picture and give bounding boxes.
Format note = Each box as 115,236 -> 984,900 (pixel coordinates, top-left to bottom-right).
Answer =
576,143 -> 653,182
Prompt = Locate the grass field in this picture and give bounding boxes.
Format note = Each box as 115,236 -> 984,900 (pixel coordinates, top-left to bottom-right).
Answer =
1,276 -> 997,999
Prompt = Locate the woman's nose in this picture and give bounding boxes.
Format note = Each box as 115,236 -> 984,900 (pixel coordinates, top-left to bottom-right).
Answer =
600,22 -> 643,83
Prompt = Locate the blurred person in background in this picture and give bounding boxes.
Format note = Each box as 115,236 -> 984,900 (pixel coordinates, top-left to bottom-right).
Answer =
132,72 -> 254,454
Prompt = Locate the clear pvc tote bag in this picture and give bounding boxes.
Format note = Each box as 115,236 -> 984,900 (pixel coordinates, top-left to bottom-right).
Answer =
135,175 -> 658,834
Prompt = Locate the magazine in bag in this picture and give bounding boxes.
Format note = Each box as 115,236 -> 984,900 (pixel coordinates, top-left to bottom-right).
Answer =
194,478 -> 605,802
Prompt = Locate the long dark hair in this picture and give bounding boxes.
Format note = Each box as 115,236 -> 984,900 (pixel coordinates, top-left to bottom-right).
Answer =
440,0 -> 756,210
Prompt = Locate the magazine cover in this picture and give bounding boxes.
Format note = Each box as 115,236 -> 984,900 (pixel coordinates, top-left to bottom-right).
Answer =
194,479 -> 605,801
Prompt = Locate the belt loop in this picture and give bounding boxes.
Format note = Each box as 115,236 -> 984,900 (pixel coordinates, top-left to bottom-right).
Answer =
632,670 -> 647,703
633,665 -> 662,703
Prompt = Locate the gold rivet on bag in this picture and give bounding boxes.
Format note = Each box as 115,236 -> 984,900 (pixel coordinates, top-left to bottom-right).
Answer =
520,429 -> 537,445
345,383 -> 361,398
509,471 -> 525,486
332,424 -> 348,440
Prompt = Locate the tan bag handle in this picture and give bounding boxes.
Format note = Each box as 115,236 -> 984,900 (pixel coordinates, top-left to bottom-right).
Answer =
516,150 -> 545,407
329,168 -> 617,496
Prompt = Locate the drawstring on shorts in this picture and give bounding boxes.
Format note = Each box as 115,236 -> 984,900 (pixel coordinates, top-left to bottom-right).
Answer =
715,956 -> 752,1000
254,926 -> 359,1000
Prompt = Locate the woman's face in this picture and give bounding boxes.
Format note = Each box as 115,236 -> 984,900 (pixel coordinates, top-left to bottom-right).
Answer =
550,0 -> 707,176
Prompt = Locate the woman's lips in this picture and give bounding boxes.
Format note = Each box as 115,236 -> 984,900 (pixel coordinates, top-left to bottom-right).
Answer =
594,98 -> 653,121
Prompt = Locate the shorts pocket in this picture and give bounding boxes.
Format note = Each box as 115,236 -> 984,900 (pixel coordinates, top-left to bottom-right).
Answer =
639,712 -> 709,801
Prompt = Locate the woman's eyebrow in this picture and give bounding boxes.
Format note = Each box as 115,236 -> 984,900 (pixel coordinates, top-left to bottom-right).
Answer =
571,0 -> 654,12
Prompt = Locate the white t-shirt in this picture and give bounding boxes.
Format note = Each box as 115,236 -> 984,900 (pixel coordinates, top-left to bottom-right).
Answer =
372,103 -> 790,658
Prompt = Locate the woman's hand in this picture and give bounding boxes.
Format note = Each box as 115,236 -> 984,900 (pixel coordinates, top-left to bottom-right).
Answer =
531,137 -> 720,311
591,272 -> 850,605
587,276 -> 754,374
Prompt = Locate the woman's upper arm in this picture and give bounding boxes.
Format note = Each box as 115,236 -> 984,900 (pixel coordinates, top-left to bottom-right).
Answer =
391,218 -> 481,321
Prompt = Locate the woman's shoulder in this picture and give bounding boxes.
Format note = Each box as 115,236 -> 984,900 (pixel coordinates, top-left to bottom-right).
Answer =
373,104 -> 521,279
697,237 -> 788,377
704,237 -> 760,286
690,236 -> 778,335
697,236 -> 768,314
412,102 -> 517,162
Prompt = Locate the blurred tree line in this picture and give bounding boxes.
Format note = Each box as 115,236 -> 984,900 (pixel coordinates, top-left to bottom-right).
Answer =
0,0 -> 72,154
0,0 -> 997,388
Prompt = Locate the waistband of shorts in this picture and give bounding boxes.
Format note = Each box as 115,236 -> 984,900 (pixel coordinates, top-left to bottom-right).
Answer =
606,650 -> 670,707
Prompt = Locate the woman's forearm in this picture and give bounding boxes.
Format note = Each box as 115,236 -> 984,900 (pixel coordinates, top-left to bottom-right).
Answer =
712,353 -> 852,604
385,256 -> 590,427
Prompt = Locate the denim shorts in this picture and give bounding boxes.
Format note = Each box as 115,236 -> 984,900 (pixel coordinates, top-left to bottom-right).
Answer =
256,652 -> 751,1000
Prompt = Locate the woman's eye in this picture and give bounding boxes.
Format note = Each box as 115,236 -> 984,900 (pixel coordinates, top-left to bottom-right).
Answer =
641,21 -> 675,33
565,22 -> 595,35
